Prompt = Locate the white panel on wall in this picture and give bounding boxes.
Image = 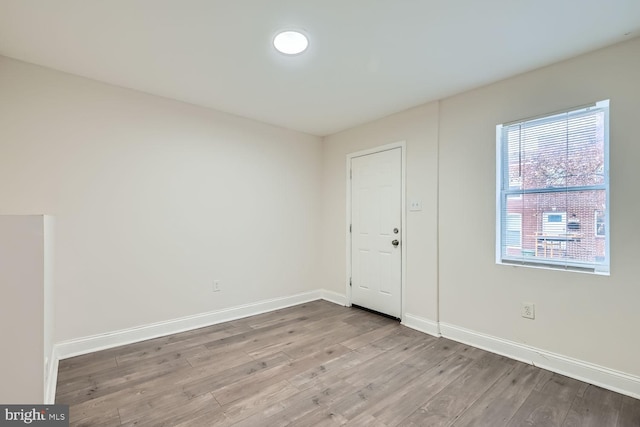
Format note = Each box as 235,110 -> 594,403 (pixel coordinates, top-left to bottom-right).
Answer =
0,215 -> 48,403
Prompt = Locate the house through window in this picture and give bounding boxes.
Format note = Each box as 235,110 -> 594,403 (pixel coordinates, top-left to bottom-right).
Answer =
595,210 -> 606,237
505,213 -> 522,248
496,100 -> 610,274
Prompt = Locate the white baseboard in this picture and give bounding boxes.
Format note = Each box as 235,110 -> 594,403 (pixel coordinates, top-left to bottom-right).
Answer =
439,322 -> 640,400
401,313 -> 441,337
321,290 -> 347,306
55,290 -> 323,360
48,292 -> 640,403
48,289 -> 347,402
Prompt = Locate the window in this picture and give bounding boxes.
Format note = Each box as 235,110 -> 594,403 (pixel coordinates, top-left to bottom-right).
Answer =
542,212 -> 566,235
496,100 -> 609,274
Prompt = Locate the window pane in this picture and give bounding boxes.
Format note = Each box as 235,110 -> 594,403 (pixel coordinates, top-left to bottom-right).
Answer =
505,213 -> 522,247
503,195 -> 524,257
506,110 -> 605,192
565,111 -> 605,187
523,119 -> 568,189
514,190 -> 606,264
595,210 -> 606,237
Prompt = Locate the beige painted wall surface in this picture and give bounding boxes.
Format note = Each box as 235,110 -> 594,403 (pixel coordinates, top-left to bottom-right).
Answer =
3,33 -> 639,385
321,102 -> 440,321
438,37 -> 640,376
0,56 -> 322,342
0,215 -> 45,403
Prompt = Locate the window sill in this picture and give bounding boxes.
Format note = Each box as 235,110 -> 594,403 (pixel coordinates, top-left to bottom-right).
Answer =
497,259 -> 610,276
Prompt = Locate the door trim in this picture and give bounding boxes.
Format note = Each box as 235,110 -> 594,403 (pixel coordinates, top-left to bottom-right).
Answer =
346,141 -> 406,321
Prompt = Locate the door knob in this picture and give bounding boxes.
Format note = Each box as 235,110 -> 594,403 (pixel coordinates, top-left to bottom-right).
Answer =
392,239 -> 399,248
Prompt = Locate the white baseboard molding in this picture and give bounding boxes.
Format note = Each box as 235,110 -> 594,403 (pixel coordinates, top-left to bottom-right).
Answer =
44,347 -> 59,404
401,313 -> 441,338
321,290 -> 347,306
50,293 -> 640,402
48,289 -> 346,402
55,290 -> 324,360
439,322 -> 640,400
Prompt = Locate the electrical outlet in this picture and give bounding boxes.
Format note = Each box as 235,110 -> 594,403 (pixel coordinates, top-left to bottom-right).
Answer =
521,302 -> 535,319
409,199 -> 422,211
212,280 -> 221,292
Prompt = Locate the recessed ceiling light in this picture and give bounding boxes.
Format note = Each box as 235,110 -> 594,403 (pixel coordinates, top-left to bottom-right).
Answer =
273,30 -> 308,55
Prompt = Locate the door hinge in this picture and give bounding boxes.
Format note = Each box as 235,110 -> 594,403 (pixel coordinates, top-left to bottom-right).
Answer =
349,224 -> 352,233
350,169 -> 352,179
349,278 -> 352,287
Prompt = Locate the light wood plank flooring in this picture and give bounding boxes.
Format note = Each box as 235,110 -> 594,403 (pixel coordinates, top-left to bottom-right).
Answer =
56,300 -> 640,426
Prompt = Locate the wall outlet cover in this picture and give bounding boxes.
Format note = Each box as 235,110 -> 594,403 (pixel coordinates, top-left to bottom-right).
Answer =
521,302 -> 535,319
409,199 -> 422,211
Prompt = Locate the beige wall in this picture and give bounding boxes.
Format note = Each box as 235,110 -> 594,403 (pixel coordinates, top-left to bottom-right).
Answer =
2,35 -> 639,387
321,102 -> 440,322
0,56 -> 322,342
438,37 -> 640,376
0,215 -> 47,403
321,36 -> 640,377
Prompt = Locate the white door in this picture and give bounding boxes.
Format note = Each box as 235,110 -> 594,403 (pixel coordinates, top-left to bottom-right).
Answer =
350,147 -> 402,318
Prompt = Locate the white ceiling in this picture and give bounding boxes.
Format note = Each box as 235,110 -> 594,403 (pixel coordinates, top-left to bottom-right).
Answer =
1,1 -> 639,136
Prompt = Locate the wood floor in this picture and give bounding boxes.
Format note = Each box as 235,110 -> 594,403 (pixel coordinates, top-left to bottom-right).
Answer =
56,301 -> 640,427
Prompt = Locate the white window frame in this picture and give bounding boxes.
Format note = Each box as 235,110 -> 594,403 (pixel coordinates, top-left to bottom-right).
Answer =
496,100 -> 610,274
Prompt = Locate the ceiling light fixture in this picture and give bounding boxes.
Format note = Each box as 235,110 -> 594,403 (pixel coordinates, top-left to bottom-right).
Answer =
273,30 -> 308,55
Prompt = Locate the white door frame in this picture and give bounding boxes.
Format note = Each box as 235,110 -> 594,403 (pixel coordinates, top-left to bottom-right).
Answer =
346,141 -> 407,321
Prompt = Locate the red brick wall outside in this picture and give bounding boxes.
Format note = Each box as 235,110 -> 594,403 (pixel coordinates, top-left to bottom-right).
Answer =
506,191 -> 606,262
